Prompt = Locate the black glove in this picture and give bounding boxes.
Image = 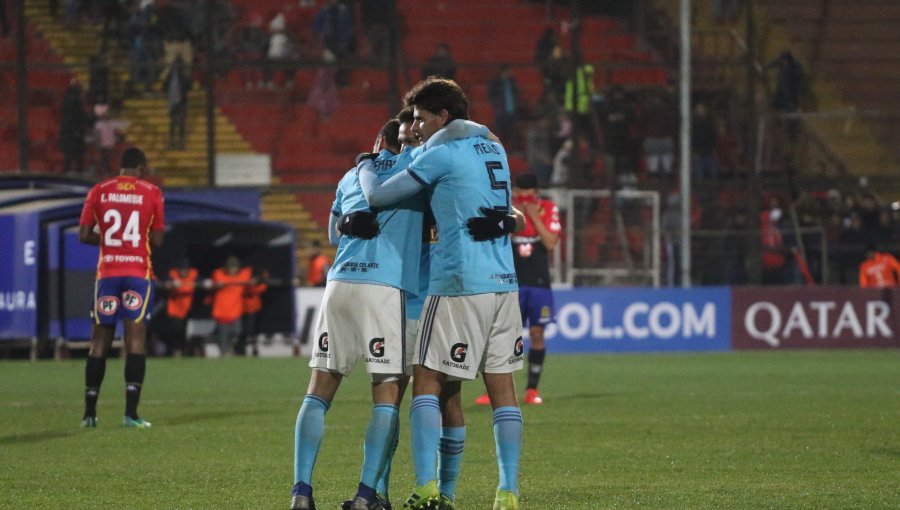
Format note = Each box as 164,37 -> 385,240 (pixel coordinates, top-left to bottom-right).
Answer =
339,211 -> 379,239
467,207 -> 516,241
356,152 -> 378,166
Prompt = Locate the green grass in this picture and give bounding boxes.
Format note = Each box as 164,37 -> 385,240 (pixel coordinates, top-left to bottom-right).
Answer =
0,351 -> 898,509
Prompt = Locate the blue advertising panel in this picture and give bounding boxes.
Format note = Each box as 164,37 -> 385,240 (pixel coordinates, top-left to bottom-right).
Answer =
543,288 -> 732,353
62,225 -> 101,340
0,214 -> 40,339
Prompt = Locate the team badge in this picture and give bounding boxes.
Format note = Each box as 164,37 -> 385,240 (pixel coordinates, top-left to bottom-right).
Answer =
122,290 -> 143,311
97,296 -> 119,315
450,343 -> 468,363
318,332 -> 329,352
369,338 -> 385,358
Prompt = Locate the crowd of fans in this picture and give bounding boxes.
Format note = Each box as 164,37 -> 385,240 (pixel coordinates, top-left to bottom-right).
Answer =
37,0 -> 894,286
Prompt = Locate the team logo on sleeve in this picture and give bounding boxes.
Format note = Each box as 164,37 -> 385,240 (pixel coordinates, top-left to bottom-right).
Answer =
97,296 -> 119,316
122,291 -> 144,311
450,343 -> 468,363
318,332 -> 329,352
513,336 -> 524,357
369,338 -> 385,358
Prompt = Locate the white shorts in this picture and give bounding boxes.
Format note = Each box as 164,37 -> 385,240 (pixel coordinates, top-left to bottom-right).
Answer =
310,280 -> 408,377
415,292 -> 524,380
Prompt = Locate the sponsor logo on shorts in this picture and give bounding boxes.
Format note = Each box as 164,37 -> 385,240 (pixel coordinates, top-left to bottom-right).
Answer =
514,336 -> 524,357
97,296 -> 119,315
318,332 -> 329,352
122,290 -> 143,311
369,338 -> 385,357
450,342 -> 468,363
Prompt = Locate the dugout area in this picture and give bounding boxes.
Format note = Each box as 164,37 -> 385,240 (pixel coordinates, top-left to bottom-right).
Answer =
0,175 -> 295,357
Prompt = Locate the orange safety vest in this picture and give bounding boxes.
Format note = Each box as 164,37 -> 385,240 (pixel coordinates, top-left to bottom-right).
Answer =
307,254 -> 329,287
166,268 -> 198,319
860,253 -> 900,288
211,267 -> 252,323
243,281 -> 268,314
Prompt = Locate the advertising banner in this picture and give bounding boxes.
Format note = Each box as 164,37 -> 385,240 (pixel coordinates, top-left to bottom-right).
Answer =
731,286 -> 900,349
543,288 -> 732,353
0,214 -> 40,339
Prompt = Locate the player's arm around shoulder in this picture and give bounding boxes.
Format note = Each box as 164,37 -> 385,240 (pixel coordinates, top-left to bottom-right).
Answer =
78,186 -> 101,245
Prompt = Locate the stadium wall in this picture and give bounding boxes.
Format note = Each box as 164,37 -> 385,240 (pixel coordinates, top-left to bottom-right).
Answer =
293,287 -> 900,354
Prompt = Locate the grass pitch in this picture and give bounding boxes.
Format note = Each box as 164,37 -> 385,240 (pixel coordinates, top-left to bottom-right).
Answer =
0,350 -> 897,509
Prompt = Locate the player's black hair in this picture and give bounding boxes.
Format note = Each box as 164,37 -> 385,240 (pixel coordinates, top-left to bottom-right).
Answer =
395,106 -> 414,125
404,77 -> 469,121
379,119 -> 401,152
515,172 -> 538,190
120,147 -> 147,170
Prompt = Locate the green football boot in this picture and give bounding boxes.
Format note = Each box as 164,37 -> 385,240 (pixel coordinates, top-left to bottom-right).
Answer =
492,490 -> 519,510
401,481 -> 441,509
123,416 -> 152,428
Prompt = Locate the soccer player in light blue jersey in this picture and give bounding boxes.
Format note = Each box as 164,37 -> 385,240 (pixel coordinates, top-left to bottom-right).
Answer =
291,119 -> 423,510
358,77 -> 525,510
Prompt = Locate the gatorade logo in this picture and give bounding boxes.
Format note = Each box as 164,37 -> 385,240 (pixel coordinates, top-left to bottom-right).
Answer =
514,336 -> 524,357
318,332 -> 329,352
369,338 -> 385,358
450,343 -> 468,363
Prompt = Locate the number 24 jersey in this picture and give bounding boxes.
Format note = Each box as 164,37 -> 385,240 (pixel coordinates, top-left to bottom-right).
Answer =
79,176 -> 165,279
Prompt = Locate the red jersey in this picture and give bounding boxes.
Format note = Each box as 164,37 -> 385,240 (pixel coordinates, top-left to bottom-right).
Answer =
512,195 -> 561,288
79,176 -> 165,279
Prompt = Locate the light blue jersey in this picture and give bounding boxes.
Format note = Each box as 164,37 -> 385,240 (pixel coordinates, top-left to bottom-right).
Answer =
407,137 -> 518,296
328,148 -> 425,294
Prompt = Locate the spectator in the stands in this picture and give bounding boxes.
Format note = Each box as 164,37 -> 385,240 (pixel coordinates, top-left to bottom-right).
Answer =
263,12 -> 296,89
237,8 -> 267,88
768,51 -> 805,113
526,116 -> 555,188
360,0 -> 392,62
721,208 -> 750,284
162,55 -> 191,150
91,102 -> 129,177
837,212 -> 867,284
637,88 -> 677,177
59,79 -> 92,175
313,0 -> 354,85
157,0 -> 193,77
534,26 -> 557,67
760,207 -> 787,284
541,43 -> 569,101
598,85 -> 636,178
421,42 -> 457,81
126,0 -> 158,97
661,192 -> 684,286
691,102 -> 718,179
88,52 -> 110,105
565,61 -> 598,149
488,64 -> 522,152
306,54 -> 339,118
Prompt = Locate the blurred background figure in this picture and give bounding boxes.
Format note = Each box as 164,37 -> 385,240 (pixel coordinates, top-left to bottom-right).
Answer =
240,268 -> 269,356
305,240 -> 329,287
164,259 -> 198,357
208,256 -> 251,357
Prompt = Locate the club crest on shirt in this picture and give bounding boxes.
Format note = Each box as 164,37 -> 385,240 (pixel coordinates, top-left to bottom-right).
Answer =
122,290 -> 143,311
97,296 -> 119,315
